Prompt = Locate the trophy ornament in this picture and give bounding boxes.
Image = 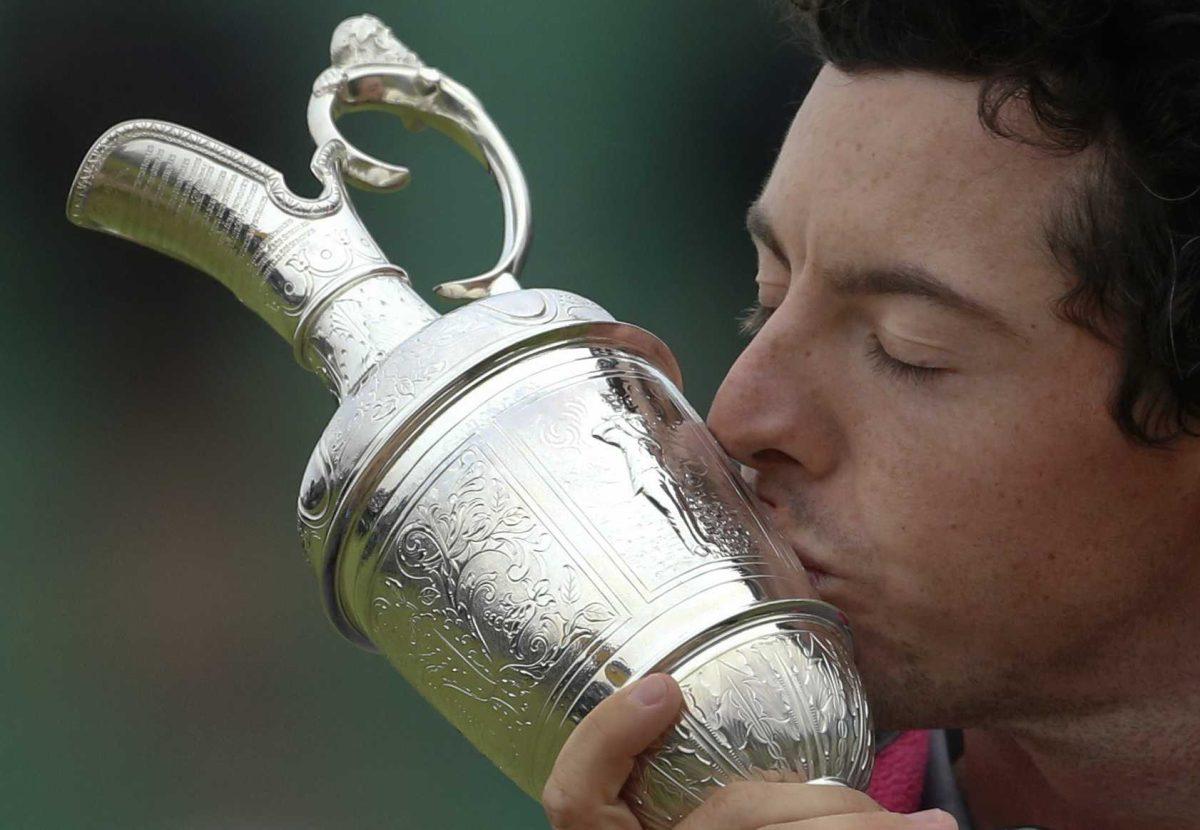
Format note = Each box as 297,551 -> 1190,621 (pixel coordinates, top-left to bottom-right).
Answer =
309,13 -> 528,300
66,14 -> 873,828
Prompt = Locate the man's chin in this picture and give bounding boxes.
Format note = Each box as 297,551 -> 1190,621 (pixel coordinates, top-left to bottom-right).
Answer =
856,653 -> 1021,732
860,679 -> 961,731
852,637 -> 972,730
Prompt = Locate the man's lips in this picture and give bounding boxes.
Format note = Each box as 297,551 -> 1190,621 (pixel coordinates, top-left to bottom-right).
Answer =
751,486 -> 841,579
789,541 -> 836,581
759,513 -> 837,580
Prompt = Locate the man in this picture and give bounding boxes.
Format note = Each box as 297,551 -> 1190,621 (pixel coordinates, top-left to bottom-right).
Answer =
539,1 -> 1200,828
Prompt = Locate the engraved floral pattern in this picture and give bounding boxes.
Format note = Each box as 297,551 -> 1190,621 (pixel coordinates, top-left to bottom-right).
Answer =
297,290 -> 612,567
368,446 -> 617,767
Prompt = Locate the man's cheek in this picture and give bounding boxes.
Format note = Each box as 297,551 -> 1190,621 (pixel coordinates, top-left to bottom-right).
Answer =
862,458 -> 976,546
860,468 -> 1011,605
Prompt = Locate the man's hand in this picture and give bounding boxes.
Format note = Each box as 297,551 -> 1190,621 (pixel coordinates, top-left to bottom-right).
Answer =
541,673 -> 957,829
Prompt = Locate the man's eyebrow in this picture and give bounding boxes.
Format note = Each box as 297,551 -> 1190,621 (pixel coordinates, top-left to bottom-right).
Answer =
744,200 -> 1024,341
829,262 -> 1025,340
745,201 -> 790,267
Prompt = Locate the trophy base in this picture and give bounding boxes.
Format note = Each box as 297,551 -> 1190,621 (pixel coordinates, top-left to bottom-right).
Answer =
618,599 -> 874,829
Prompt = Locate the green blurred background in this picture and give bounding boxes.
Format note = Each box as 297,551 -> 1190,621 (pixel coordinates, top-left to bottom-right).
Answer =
2,2 -> 816,827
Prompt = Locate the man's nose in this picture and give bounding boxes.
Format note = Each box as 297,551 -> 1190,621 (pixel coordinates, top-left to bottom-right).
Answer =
706,318 -> 840,480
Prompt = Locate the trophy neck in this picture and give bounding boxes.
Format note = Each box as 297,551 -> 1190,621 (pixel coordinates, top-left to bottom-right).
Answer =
296,269 -> 439,398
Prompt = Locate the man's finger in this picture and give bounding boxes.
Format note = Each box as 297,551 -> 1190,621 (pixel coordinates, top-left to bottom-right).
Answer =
543,673 -> 684,812
677,781 -> 883,830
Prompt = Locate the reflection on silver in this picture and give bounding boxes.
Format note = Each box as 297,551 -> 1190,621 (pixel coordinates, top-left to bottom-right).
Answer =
66,14 -> 873,827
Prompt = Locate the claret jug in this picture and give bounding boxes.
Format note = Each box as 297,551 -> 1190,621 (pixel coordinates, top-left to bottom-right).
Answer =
67,15 -> 873,828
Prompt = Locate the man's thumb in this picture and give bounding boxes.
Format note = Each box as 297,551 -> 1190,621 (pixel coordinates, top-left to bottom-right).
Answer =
546,674 -> 684,807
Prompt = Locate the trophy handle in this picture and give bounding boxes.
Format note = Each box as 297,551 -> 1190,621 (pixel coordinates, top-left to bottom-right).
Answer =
307,15 -> 530,301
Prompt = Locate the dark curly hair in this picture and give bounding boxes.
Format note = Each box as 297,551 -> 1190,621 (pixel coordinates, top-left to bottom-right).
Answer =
787,0 -> 1200,446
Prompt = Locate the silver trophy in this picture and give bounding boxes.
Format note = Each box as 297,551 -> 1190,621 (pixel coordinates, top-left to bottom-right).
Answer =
67,16 -> 872,828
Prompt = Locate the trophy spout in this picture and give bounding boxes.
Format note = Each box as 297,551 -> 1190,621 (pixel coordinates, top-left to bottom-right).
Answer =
66,120 -> 439,398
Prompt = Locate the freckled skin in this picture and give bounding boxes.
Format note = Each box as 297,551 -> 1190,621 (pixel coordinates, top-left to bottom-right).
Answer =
707,67 -> 1200,828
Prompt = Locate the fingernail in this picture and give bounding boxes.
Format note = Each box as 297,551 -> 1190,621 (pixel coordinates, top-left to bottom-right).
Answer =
630,674 -> 667,706
901,809 -> 957,828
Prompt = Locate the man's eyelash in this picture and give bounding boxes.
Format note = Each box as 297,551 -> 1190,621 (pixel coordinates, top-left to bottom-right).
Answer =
866,334 -> 943,384
739,305 -> 944,385
739,301 -> 774,336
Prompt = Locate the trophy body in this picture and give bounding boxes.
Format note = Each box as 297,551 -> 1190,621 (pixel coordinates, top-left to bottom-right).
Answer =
298,287 -> 872,823
68,16 -> 873,828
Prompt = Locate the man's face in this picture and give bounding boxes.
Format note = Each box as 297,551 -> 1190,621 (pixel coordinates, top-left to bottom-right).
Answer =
707,66 -> 1200,729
